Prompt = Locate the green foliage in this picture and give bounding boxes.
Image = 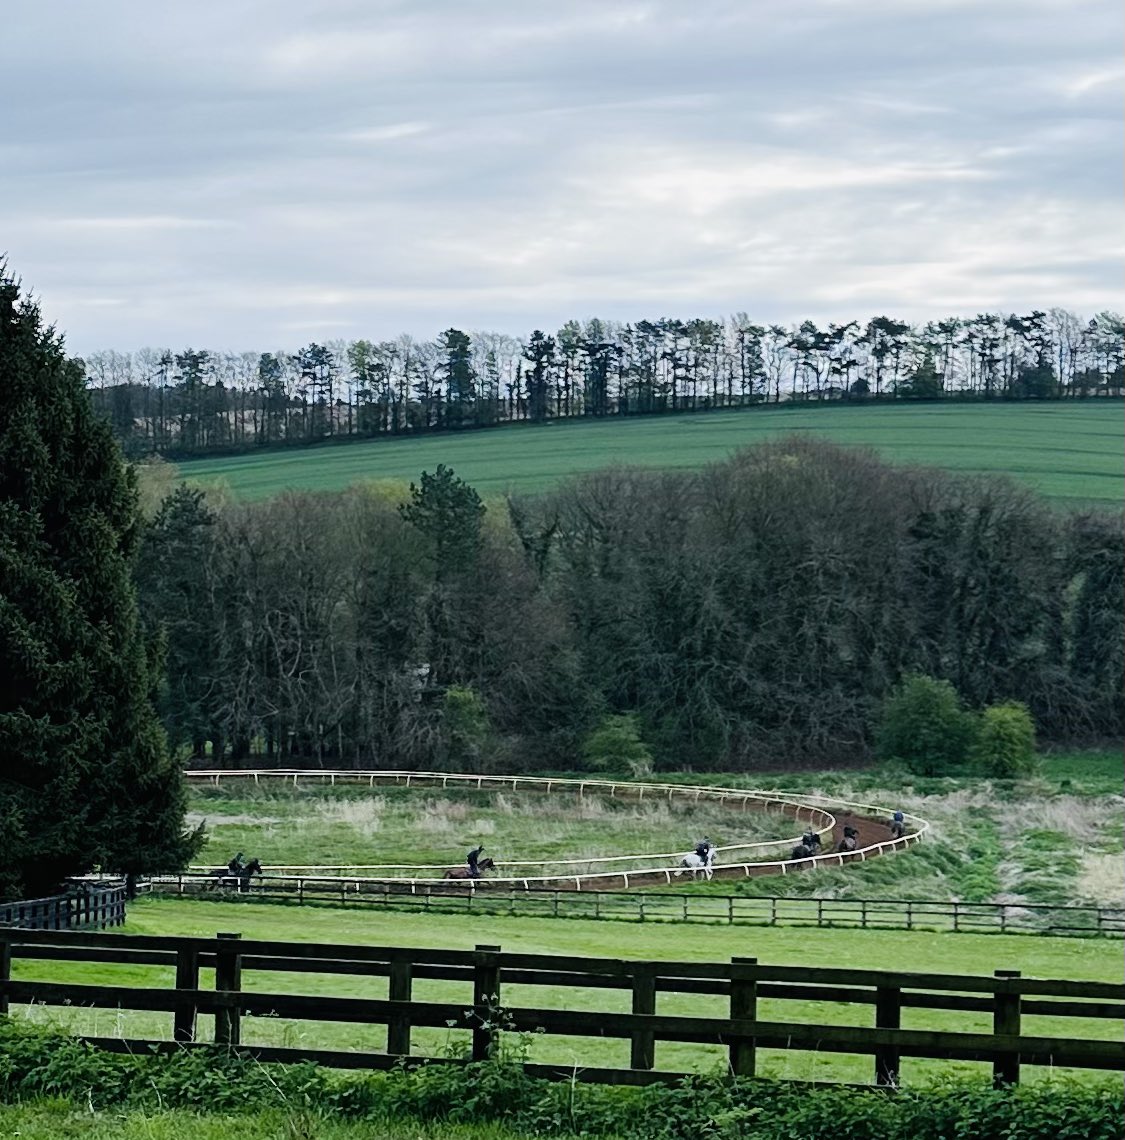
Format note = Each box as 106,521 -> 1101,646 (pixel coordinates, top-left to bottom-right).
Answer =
876,674 -> 975,776
902,348 -> 944,398
0,1020 -> 1121,1140
135,485 -> 219,758
0,270 -> 200,899
441,686 -> 492,768
400,464 -> 486,579
971,701 -> 1038,778
580,713 -> 653,774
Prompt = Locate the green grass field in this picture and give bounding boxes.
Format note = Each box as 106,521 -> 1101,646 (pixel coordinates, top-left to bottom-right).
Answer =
189,783 -> 795,874
14,896 -> 1122,1087
176,402 -> 1124,505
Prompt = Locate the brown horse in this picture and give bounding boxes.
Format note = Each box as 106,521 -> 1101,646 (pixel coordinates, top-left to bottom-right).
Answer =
442,856 -> 496,881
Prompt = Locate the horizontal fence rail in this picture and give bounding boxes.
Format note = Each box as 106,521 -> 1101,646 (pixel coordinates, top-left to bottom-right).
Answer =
148,877 -> 1125,938
0,885 -> 127,932
1,929 -> 1121,1089
183,769 -> 929,889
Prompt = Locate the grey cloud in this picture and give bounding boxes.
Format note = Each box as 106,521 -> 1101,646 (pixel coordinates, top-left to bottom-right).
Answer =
1,0 -> 1120,352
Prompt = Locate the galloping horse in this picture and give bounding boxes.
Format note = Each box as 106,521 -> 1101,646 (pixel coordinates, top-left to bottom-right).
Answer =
790,842 -> 817,861
209,858 -> 263,893
674,847 -> 716,881
442,856 -> 496,881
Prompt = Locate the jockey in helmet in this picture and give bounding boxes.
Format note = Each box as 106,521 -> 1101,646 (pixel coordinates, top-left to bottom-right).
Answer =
466,845 -> 485,879
227,852 -> 245,876
695,837 -> 713,863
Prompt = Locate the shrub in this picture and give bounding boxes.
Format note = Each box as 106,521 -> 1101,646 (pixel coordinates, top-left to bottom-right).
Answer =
2,1020 -> 1123,1140
580,713 -> 653,774
440,685 -> 491,768
876,674 -> 975,776
971,701 -> 1038,778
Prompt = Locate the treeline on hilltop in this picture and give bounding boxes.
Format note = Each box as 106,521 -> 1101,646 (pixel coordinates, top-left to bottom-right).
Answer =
87,308 -> 1125,458
135,440 -> 1123,772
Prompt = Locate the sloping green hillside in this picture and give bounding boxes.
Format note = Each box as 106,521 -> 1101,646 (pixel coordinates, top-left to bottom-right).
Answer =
176,402 -> 1123,505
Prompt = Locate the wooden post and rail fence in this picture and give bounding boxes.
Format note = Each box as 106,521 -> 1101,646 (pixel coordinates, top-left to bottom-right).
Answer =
1,928 -> 1121,1089
152,874 -> 1125,937
0,885 -> 127,932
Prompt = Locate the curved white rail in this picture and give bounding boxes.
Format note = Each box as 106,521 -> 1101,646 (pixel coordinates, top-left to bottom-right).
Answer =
182,768 -> 927,890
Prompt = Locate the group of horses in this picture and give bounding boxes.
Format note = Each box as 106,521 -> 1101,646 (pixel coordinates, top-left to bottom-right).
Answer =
209,822 -> 892,893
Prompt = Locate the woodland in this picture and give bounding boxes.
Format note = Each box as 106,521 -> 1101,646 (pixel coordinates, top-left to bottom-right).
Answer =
134,442 -> 1123,771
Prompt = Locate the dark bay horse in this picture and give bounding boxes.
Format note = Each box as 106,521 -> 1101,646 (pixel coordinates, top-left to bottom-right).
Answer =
442,856 -> 496,881
209,858 -> 263,892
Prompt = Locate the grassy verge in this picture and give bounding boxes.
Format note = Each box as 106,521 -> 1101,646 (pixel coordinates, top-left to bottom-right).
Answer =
0,1104 -> 528,1140
1,1021 -> 1122,1140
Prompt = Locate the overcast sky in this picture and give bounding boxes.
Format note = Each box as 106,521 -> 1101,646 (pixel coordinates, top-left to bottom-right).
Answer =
2,0 -> 1122,354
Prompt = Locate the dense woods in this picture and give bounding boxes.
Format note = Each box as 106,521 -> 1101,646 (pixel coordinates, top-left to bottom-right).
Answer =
86,309 -> 1125,459
134,442 -> 1123,772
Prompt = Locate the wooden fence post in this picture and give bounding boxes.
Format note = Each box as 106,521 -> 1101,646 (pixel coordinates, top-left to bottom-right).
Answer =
993,969 -> 1021,1087
173,945 -> 200,1043
387,958 -> 413,1056
874,985 -> 902,1086
214,933 -> 243,1047
0,939 -> 10,1015
472,944 -> 502,1061
728,956 -> 758,1077
630,965 -> 657,1071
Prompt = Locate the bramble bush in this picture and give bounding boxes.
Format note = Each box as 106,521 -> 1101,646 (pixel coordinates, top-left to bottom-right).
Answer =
1,1019 -> 1121,1140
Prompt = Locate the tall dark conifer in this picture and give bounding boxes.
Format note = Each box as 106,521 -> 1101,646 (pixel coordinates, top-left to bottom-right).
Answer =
0,269 -> 201,899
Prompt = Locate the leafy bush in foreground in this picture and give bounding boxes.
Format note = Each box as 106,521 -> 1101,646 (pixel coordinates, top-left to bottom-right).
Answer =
0,1020 -> 1120,1140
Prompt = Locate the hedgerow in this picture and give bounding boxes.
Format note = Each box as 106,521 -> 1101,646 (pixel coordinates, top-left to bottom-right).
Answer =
0,1019 -> 1120,1140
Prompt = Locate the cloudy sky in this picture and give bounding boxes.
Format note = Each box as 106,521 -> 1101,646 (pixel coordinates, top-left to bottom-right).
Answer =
2,0 -> 1122,354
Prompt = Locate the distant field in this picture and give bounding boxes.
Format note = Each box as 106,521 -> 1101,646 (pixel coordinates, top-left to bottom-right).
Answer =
176,402 -> 1124,505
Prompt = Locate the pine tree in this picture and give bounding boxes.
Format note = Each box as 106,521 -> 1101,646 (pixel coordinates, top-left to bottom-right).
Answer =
0,268 -> 201,900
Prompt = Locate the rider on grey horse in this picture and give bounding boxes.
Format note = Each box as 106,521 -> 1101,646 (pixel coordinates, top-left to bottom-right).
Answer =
694,837 -> 714,863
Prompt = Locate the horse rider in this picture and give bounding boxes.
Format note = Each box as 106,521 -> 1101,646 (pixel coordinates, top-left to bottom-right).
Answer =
802,829 -> 821,852
466,844 -> 485,879
889,810 -> 906,839
694,837 -> 714,863
227,852 -> 245,877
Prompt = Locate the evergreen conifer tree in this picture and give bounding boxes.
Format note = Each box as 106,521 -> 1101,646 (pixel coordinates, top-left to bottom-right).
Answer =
0,267 -> 201,899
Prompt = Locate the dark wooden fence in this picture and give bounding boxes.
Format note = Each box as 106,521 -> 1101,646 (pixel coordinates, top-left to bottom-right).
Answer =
153,874 -> 1125,938
1,928 -> 1121,1088
0,884 -> 127,932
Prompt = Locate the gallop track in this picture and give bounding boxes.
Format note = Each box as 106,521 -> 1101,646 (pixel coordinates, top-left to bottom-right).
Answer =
181,769 -> 928,893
